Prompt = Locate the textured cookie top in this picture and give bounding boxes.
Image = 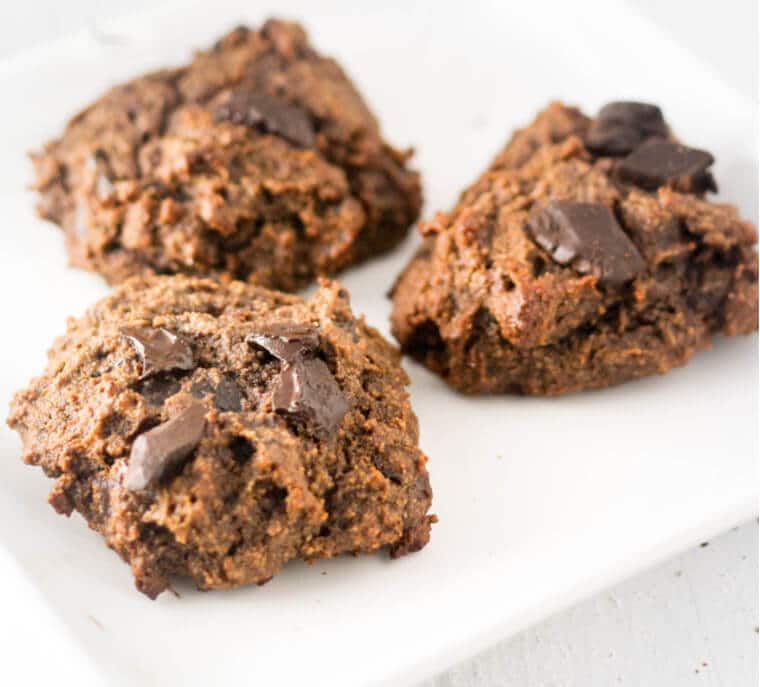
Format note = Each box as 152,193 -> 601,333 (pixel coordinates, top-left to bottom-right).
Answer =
8,276 -> 433,597
391,102 -> 757,394
32,20 -> 421,291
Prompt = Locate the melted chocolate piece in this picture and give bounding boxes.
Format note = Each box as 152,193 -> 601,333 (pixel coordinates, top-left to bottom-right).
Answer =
272,358 -> 348,437
126,403 -> 206,491
617,139 -> 717,193
586,101 -> 668,156
215,90 -> 315,148
249,323 -> 346,435
214,378 -> 243,412
189,379 -> 214,399
121,327 -> 194,379
134,375 -> 182,406
527,201 -> 645,288
189,377 -> 242,411
247,324 -> 320,362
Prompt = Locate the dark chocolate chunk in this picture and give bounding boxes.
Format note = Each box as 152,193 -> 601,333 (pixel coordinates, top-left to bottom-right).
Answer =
272,358 -> 347,437
247,324 -> 320,363
617,140 -> 717,193
134,375 -> 182,406
215,90 -> 315,148
249,323 -> 345,434
189,379 -> 214,399
121,327 -> 194,379
527,201 -> 645,287
126,403 -> 206,491
586,101 -> 668,156
214,378 -> 243,412
189,377 -> 242,411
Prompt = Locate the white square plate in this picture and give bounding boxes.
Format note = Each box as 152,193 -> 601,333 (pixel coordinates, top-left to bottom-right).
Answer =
0,1 -> 756,685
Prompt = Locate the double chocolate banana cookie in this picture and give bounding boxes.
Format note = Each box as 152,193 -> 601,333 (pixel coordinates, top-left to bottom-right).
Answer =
32,19 -> 421,291
8,276 -> 434,598
391,101 -> 758,394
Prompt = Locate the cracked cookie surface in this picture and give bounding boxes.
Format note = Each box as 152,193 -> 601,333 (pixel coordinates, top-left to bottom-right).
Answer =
8,276 -> 434,598
32,19 -> 421,291
390,101 -> 758,395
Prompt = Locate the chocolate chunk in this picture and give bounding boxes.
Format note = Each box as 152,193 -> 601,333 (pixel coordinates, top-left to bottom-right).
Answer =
189,379 -> 214,399
247,324 -> 320,363
126,403 -> 206,491
586,101 -> 668,156
215,90 -> 315,148
190,377 -> 242,411
272,358 -> 348,437
214,378 -> 243,412
134,375 -> 182,406
617,140 -> 717,193
121,327 -> 194,379
527,201 -> 645,287
249,323 -> 345,434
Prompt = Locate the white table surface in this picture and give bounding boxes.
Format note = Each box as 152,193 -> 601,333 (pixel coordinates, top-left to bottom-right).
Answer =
0,2 -> 756,686
423,521 -> 758,687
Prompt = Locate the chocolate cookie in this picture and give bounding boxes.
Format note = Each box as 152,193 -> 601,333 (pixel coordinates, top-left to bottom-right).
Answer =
31,20 -> 421,291
391,101 -> 758,395
8,276 -> 434,598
